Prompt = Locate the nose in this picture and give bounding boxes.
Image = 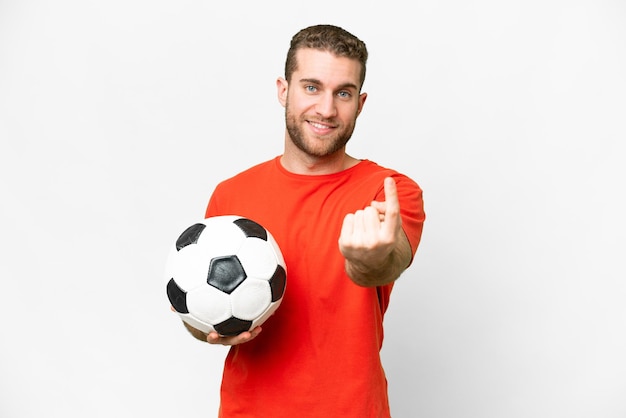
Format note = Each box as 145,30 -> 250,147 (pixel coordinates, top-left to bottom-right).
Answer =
315,92 -> 337,119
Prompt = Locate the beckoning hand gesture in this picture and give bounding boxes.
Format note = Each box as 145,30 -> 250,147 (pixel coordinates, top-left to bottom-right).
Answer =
338,177 -> 411,287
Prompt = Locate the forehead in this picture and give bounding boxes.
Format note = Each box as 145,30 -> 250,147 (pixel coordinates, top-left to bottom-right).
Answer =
293,48 -> 362,88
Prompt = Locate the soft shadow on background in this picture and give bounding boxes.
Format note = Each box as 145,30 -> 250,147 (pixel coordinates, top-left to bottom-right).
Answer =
1,1 -> 624,417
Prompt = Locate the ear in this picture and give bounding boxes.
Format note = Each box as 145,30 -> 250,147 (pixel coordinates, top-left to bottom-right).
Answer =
276,77 -> 288,107
356,92 -> 367,117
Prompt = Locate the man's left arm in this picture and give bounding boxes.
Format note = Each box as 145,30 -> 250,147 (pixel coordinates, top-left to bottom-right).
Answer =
338,177 -> 416,287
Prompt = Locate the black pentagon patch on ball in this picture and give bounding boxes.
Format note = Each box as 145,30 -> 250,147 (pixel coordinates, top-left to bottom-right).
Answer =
207,255 -> 246,294
233,218 -> 267,241
176,223 -> 206,251
269,265 -> 287,302
166,278 -> 189,314
214,317 -> 253,336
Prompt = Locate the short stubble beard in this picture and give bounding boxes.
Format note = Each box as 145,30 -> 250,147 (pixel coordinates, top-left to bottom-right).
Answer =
284,99 -> 357,158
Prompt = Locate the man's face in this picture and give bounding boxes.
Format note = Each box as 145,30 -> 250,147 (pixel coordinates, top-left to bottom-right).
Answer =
278,48 -> 367,158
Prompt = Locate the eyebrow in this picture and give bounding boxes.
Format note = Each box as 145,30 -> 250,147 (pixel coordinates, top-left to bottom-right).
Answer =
298,78 -> 359,91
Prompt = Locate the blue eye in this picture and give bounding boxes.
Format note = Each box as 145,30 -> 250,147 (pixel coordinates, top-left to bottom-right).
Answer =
305,85 -> 317,93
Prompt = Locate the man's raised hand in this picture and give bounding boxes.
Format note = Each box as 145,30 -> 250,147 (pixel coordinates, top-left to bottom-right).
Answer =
338,177 -> 410,286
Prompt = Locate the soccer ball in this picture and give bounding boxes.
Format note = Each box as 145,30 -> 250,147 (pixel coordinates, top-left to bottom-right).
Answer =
165,215 -> 287,336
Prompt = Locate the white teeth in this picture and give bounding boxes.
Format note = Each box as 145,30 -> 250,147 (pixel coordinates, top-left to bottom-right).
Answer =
310,122 -> 329,129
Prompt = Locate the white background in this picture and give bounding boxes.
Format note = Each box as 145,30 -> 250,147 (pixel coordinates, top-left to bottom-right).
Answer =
1,1 -> 625,417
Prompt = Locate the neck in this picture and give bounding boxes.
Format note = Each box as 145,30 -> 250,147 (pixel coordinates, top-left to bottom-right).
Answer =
280,144 -> 359,175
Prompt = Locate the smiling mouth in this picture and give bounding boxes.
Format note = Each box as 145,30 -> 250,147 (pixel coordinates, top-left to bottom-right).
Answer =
307,120 -> 336,131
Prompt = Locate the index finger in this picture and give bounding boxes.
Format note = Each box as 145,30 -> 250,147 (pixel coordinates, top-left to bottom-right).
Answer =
383,177 -> 400,214
379,177 -> 401,236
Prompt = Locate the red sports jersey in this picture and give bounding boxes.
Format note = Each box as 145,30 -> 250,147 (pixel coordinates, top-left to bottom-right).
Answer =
205,156 -> 424,418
